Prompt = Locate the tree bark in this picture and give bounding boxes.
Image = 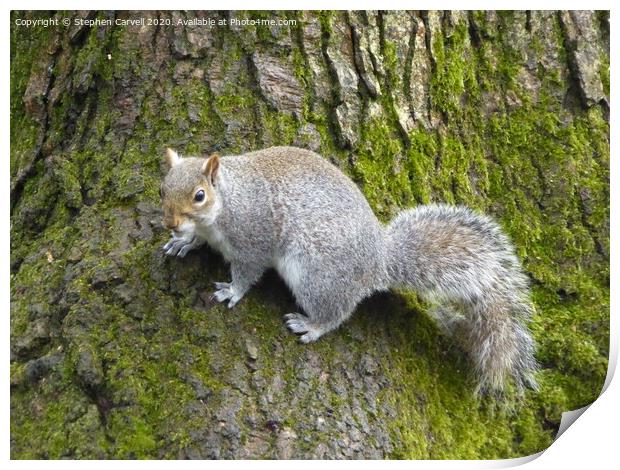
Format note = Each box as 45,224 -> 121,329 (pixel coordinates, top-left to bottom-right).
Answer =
10,10 -> 609,459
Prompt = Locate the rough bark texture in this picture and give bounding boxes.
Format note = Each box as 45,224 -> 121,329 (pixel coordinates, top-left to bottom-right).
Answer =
11,10 -> 609,459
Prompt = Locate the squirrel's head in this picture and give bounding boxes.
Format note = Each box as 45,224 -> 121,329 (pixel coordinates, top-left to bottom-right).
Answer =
160,148 -> 221,234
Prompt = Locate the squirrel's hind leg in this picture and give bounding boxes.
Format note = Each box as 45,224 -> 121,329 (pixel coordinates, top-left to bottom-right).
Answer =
284,286 -> 362,343
284,313 -> 323,343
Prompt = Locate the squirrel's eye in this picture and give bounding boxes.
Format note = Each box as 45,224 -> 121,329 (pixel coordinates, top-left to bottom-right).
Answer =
194,190 -> 205,203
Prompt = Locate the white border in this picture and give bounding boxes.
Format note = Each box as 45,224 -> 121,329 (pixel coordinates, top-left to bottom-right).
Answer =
2,1 -> 618,10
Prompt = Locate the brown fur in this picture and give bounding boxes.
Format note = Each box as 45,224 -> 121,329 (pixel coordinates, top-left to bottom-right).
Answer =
161,156 -> 217,231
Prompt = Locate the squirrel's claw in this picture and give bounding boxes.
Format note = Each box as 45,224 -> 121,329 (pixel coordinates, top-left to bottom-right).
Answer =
284,313 -> 322,343
177,244 -> 194,258
163,236 -> 198,257
163,238 -> 184,256
211,283 -> 243,309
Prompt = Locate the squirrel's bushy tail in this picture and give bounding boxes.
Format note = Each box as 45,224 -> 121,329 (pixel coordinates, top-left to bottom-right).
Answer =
385,204 -> 538,393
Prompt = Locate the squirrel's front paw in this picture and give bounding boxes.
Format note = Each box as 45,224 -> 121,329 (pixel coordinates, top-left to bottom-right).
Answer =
211,282 -> 243,309
163,236 -> 197,257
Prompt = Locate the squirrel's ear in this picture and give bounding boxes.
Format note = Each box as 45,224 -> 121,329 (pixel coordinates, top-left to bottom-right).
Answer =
165,148 -> 181,169
202,154 -> 220,185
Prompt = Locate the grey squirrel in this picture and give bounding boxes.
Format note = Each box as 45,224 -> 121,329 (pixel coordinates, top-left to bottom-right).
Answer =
160,146 -> 538,393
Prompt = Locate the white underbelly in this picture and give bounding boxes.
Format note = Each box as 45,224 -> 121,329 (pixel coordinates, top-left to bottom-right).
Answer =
198,225 -> 234,260
274,254 -> 303,290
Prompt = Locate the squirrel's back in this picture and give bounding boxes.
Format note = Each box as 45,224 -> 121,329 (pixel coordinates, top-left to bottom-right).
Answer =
218,146 -> 389,296
222,146 -> 378,220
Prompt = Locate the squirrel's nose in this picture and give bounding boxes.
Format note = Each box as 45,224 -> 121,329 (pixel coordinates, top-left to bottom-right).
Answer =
162,217 -> 179,230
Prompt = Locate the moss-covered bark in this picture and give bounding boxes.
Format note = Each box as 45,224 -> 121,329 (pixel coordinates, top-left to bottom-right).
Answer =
11,10 -> 609,459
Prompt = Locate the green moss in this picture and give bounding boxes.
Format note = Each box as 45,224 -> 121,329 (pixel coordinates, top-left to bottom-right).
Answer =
317,10 -> 335,33
353,118 -> 409,217
10,362 -> 27,386
429,22 -> 472,120
52,156 -> 83,208
260,105 -> 300,146
11,356 -> 110,459
109,415 -> 157,459
599,53 -> 610,98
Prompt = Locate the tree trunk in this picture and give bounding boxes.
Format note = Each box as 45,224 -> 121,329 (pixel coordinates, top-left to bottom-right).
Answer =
10,10 -> 609,459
